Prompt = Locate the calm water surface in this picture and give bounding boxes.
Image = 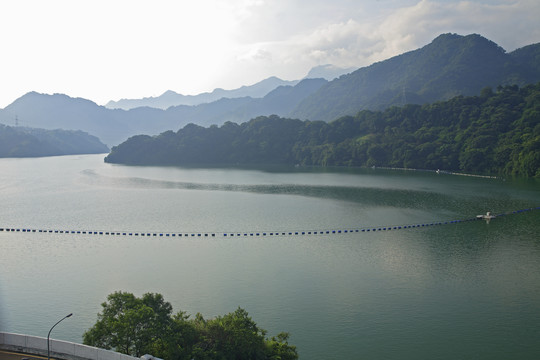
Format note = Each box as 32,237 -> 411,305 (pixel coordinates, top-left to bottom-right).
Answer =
1,154 -> 539,359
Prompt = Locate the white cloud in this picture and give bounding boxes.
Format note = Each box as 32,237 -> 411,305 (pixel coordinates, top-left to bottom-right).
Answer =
231,0 -> 540,80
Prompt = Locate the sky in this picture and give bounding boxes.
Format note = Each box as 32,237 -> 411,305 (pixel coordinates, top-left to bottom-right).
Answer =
0,0 -> 539,108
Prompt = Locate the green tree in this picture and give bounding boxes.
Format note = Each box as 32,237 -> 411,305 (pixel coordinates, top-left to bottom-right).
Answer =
83,291 -> 172,357
193,307 -> 268,360
84,292 -> 298,360
265,332 -> 298,360
161,311 -> 199,360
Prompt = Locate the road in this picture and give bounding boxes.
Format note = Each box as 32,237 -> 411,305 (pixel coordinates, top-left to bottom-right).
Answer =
0,350 -> 47,360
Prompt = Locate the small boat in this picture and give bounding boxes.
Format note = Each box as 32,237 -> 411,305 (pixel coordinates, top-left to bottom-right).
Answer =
477,211 -> 496,220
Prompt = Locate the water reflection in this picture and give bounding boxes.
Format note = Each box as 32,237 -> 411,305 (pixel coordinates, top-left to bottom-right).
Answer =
80,169 -> 537,216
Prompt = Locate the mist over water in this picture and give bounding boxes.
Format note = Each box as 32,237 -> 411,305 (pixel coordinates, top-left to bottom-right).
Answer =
1,154 -> 539,360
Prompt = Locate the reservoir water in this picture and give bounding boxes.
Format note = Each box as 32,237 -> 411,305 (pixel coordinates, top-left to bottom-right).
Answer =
1,154 -> 539,359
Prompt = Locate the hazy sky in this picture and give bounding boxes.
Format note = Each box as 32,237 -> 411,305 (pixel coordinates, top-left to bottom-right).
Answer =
0,0 -> 539,108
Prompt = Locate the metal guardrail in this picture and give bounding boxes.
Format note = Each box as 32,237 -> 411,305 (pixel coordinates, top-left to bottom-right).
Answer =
0,333 -> 137,360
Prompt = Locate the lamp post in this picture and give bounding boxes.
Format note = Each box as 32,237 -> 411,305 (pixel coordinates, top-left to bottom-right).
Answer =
47,313 -> 73,360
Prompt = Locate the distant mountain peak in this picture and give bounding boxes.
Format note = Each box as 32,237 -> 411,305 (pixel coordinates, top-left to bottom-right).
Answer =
305,64 -> 357,80
430,33 -> 505,53
105,77 -> 298,110
12,91 -> 99,107
161,90 -> 179,96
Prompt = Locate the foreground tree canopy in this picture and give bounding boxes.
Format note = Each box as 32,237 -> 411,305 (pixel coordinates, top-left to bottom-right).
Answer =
83,291 -> 298,360
105,83 -> 540,177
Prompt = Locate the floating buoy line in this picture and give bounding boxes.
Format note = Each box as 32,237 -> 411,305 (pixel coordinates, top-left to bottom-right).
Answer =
371,166 -> 500,179
1,207 -> 538,238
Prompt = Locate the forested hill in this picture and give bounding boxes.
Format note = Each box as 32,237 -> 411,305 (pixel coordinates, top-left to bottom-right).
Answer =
0,124 -> 109,157
291,33 -> 540,121
105,83 -> 540,177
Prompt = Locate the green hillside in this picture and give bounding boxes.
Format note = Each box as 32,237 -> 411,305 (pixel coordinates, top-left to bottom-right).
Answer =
0,124 -> 109,157
290,33 -> 540,121
105,83 -> 540,177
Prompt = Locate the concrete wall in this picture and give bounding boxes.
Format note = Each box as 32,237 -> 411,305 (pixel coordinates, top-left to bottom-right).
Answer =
0,332 -> 139,360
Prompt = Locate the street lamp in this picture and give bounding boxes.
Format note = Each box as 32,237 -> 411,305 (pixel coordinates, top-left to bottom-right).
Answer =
47,313 -> 73,360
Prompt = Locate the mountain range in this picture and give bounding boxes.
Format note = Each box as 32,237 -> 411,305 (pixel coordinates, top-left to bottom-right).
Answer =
105,65 -> 356,111
290,33 -> 540,121
1,33 -> 539,147
0,77 -> 328,146
105,77 -> 300,110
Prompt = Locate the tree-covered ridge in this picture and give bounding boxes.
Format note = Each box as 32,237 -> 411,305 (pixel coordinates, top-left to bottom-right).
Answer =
83,291 -> 298,360
105,83 -> 540,177
290,33 -> 540,121
0,124 -> 109,157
